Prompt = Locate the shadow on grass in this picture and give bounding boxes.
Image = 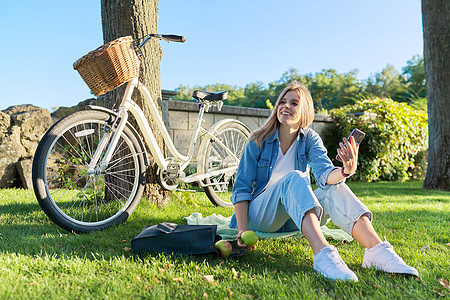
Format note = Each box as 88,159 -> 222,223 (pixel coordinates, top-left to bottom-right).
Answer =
0,201 -> 43,215
0,201 -> 186,258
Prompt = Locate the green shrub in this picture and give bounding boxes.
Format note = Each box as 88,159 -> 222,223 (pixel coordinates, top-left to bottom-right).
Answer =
323,97 -> 428,181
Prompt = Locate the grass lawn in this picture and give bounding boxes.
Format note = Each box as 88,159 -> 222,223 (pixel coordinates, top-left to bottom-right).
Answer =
0,181 -> 449,299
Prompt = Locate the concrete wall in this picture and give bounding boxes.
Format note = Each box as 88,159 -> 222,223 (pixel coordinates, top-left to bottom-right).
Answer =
162,97 -> 334,157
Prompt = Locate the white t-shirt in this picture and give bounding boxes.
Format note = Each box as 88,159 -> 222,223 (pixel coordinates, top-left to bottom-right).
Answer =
264,143 -> 296,190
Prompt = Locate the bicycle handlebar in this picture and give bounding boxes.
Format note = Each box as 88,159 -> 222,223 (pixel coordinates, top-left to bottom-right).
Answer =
161,34 -> 186,43
137,34 -> 185,48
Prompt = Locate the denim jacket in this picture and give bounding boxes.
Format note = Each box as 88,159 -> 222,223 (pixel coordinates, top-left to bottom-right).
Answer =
230,127 -> 338,206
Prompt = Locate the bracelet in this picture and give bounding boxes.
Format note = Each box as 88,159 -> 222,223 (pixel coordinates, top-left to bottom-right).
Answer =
341,167 -> 351,178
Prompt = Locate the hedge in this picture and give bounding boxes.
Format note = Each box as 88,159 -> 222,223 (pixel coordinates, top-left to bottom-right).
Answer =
323,97 -> 428,182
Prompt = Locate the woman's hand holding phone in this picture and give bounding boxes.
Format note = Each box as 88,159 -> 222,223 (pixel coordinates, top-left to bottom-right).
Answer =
337,128 -> 366,176
337,135 -> 359,175
336,129 -> 365,162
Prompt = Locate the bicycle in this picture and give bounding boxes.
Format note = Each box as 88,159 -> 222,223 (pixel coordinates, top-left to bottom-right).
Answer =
32,34 -> 250,233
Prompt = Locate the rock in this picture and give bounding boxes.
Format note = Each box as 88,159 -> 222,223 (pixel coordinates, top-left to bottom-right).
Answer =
0,104 -> 52,188
16,159 -> 33,189
0,110 -> 10,132
8,105 -> 52,157
0,100 -> 104,188
0,125 -> 25,188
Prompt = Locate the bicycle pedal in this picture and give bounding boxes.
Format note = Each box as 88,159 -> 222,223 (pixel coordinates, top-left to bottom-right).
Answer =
165,163 -> 181,179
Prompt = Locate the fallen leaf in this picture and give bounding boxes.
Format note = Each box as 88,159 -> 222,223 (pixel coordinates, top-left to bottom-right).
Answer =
227,288 -> 234,297
419,245 -> 430,252
231,268 -> 238,279
136,276 -> 142,282
159,268 -> 165,273
120,240 -> 127,243
145,285 -> 151,291
285,249 -> 292,253
123,247 -> 132,252
77,286 -> 82,290
268,255 -> 276,261
445,243 -> 450,248
203,275 -> 216,286
390,274 -> 397,278
172,277 -> 183,283
203,292 -> 208,298
439,278 -> 449,290
373,284 -> 381,289
29,281 -> 37,287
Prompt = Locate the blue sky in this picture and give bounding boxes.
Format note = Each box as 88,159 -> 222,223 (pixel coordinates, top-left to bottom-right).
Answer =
0,1 -> 423,111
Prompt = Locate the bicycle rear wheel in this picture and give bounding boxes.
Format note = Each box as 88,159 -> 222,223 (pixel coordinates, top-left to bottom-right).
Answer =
200,120 -> 250,207
32,110 -> 146,233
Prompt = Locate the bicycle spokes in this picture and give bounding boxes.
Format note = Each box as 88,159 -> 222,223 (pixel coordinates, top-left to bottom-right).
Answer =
44,118 -> 140,225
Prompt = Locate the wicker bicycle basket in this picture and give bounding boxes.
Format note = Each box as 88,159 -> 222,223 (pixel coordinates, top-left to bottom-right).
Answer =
73,36 -> 140,96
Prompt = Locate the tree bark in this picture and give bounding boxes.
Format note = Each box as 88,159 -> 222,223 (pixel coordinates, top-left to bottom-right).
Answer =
101,0 -> 171,204
422,0 -> 450,190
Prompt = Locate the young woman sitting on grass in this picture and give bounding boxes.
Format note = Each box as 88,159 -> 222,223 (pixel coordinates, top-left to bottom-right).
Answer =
230,81 -> 418,282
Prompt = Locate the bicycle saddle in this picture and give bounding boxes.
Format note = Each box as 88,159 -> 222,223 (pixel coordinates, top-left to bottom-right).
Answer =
192,90 -> 228,102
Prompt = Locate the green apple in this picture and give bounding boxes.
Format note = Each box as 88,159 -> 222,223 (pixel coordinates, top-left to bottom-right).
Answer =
240,230 -> 258,247
215,240 -> 232,258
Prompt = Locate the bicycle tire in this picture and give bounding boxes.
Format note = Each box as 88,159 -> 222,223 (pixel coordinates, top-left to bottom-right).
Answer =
200,120 -> 250,207
32,110 -> 146,233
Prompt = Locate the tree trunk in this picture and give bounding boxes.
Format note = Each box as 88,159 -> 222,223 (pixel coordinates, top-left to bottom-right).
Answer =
101,0 -> 171,204
422,0 -> 450,191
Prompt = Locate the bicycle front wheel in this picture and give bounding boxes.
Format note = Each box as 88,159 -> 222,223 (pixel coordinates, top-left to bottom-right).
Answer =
200,120 -> 250,207
32,110 -> 146,233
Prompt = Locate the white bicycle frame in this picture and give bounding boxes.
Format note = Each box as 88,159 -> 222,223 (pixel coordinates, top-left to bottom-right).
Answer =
87,77 -> 245,185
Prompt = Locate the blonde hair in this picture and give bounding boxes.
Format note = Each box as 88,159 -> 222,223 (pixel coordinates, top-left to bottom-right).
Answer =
251,81 -> 315,147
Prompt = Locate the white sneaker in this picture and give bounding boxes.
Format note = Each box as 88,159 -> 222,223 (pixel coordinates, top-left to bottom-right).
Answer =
362,241 -> 419,276
313,245 -> 358,282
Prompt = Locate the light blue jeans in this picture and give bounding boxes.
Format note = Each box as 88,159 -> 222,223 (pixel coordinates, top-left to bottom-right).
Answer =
247,170 -> 373,236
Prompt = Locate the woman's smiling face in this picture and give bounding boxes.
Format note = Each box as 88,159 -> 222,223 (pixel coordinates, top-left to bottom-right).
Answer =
277,89 -> 301,129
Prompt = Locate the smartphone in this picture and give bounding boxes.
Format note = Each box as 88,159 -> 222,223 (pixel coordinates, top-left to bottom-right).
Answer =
336,128 -> 365,161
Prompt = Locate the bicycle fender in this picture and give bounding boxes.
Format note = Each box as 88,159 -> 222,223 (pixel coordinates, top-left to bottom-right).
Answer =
207,119 -> 250,136
86,105 -> 150,166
